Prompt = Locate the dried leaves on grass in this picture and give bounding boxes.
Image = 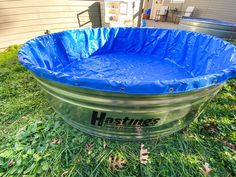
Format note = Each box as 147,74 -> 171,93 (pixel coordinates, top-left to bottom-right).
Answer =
51,138 -> 61,145
109,155 -> 126,170
140,144 -> 149,165
86,143 -> 94,154
201,162 -> 212,176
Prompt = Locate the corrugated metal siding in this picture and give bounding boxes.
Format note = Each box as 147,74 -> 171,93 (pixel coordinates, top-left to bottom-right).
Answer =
163,0 -> 236,22
0,0 -> 101,49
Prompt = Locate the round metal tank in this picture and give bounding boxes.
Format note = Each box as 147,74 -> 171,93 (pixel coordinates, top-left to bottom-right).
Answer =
18,28 -> 236,141
178,17 -> 236,38
34,76 -> 223,140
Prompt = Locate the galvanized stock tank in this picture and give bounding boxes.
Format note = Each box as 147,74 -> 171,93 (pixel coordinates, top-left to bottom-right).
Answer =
18,28 -> 236,140
34,77 -> 223,140
179,17 -> 236,38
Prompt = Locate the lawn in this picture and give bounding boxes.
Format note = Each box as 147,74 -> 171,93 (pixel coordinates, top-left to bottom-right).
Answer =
0,44 -> 235,177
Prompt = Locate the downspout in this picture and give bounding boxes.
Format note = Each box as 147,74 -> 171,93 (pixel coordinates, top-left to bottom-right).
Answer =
137,0 -> 144,27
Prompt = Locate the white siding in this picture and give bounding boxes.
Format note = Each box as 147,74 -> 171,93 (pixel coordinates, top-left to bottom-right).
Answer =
0,0 -> 101,49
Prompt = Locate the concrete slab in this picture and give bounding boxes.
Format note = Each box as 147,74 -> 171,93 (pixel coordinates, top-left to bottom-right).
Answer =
146,20 -> 178,29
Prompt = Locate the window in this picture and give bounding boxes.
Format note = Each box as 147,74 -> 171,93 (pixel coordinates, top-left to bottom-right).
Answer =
171,0 -> 185,3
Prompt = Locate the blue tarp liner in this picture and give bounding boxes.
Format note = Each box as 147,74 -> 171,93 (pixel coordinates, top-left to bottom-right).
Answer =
18,28 -> 236,94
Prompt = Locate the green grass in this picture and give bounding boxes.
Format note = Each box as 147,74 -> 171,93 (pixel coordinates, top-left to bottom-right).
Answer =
0,45 -> 235,177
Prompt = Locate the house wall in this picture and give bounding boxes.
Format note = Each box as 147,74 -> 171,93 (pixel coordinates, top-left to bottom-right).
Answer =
100,0 -> 141,27
163,0 -> 236,22
0,0 -> 101,49
143,0 -> 153,10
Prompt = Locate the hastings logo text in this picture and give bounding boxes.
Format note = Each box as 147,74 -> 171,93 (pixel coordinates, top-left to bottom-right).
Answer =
91,111 -> 160,127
